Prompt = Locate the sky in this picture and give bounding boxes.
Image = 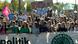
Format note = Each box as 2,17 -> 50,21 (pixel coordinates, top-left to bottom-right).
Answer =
35,0 -> 78,4
0,0 -> 78,4
53,0 -> 78,4
35,0 -> 44,1
0,0 -> 11,3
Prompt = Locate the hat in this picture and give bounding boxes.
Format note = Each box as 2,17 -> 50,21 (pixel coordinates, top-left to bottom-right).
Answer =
23,21 -> 27,23
62,21 -> 65,23
12,21 -> 16,23
48,20 -> 51,22
3,18 -> 6,22
28,16 -> 31,17
51,25 -> 53,27
34,21 -> 37,23
0,16 -> 3,19
40,18 -> 44,20
58,22 -> 61,24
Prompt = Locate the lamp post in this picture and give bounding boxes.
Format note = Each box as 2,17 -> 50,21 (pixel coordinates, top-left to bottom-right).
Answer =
74,0 -> 77,20
75,0 -> 77,10
18,0 -> 21,14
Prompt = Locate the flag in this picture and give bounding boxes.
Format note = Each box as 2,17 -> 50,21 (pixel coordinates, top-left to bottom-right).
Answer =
11,0 -> 16,10
2,6 -> 10,20
2,6 -> 10,17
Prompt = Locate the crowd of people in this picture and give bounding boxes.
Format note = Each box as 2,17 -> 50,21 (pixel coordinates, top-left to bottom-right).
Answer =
0,9 -> 78,34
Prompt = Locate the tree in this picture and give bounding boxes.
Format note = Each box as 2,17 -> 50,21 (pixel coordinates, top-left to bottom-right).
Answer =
53,3 -> 64,16
53,3 -> 64,11
27,2 -> 32,12
11,0 -> 18,10
0,3 -> 4,11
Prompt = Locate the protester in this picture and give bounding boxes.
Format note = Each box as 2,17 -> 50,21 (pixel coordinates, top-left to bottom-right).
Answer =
0,7 -> 78,34
74,20 -> 78,31
0,21 -> 6,34
11,21 -> 19,33
69,22 -> 75,31
19,21 -> 30,33
32,21 -> 40,34
39,20 -> 49,32
18,13 -> 28,21
8,10 -> 14,21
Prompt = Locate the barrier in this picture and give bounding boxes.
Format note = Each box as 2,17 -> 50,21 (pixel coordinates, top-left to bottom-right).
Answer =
0,32 -> 78,44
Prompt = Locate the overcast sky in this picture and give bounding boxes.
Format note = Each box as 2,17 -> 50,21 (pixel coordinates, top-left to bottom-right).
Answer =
53,0 -> 78,4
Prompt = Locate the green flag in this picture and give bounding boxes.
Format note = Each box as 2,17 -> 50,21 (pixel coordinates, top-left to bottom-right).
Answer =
27,2 -> 32,12
11,0 -> 16,10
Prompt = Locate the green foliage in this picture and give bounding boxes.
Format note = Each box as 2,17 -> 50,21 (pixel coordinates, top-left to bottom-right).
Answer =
74,4 -> 77,10
11,0 -> 19,10
27,2 -> 32,12
0,3 -> 4,11
53,3 -> 64,11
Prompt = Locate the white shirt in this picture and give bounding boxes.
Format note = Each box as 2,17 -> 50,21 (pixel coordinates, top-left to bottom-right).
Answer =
18,15 -> 28,21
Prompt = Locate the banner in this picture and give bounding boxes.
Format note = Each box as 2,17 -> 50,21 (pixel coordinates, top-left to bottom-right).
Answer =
33,8 -> 48,15
0,32 -> 78,44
